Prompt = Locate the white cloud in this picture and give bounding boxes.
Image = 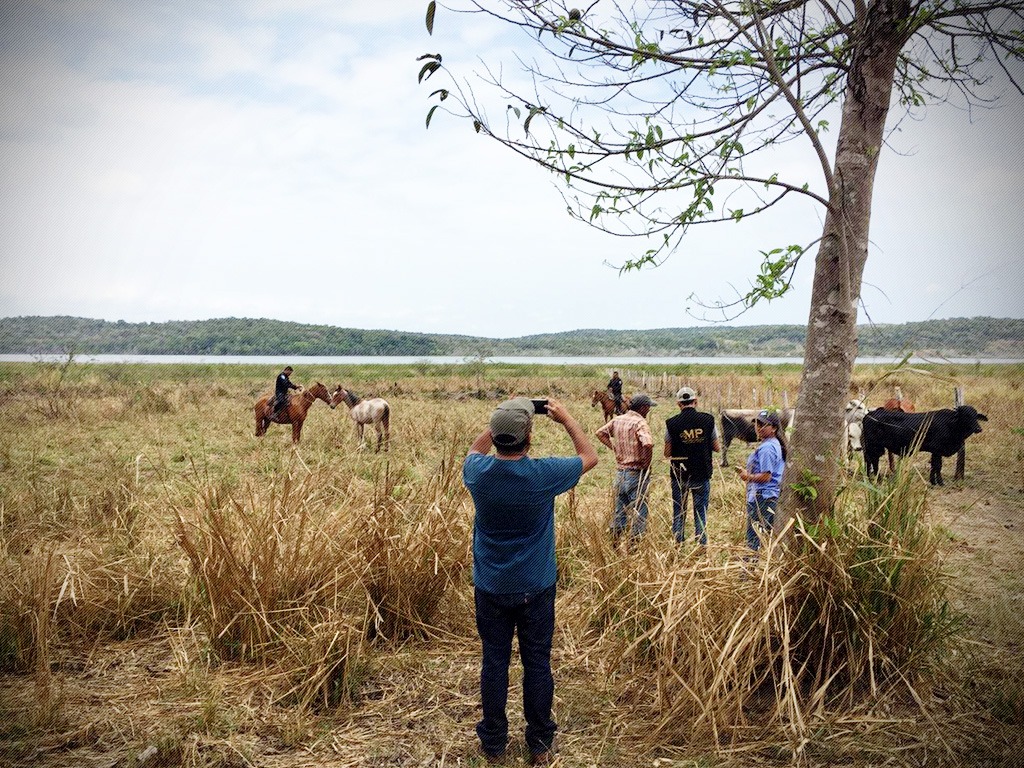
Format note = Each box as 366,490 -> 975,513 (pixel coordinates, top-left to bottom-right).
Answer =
0,1 -> 1021,338
191,22 -> 276,78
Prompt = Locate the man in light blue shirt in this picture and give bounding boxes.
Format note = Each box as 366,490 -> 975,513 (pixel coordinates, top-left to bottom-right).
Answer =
463,397 -> 598,765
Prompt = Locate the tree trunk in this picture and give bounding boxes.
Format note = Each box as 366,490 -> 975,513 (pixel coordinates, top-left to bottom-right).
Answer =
776,2 -> 911,531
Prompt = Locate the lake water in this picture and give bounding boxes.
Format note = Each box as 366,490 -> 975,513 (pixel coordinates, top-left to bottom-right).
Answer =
1,354 -> 1020,366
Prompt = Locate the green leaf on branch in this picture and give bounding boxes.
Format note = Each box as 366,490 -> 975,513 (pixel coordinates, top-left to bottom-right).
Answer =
620,249 -> 660,272
524,106 -> 547,136
418,60 -> 440,83
743,244 -> 803,307
425,1 -> 436,35
425,105 -> 439,129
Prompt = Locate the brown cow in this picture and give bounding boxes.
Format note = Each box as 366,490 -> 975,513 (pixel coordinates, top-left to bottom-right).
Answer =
883,397 -> 914,412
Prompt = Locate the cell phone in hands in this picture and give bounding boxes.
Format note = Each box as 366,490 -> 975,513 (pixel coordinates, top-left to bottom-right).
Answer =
532,398 -> 549,415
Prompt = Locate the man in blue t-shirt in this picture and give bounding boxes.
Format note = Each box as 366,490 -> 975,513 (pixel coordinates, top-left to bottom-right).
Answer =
463,396 -> 598,765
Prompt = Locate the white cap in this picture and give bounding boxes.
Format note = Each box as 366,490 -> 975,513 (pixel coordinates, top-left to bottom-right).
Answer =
676,386 -> 696,403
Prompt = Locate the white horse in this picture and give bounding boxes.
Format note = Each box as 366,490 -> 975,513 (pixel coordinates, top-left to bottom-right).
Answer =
331,386 -> 390,452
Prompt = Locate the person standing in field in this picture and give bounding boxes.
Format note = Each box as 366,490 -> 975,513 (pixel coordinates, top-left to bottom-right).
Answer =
463,397 -> 598,766
736,409 -> 787,550
607,370 -> 624,415
271,365 -> 300,418
664,386 -> 720,545
596,393 -> 656,542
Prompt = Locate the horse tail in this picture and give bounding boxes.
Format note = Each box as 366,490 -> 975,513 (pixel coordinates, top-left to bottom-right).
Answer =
382,403 -> 390,430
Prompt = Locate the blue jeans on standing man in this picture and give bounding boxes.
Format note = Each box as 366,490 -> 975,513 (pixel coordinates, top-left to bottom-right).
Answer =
474,584 -> 557,758
746,492 -> 777,550
612,468 -> 651,539
670,466 -> 710,545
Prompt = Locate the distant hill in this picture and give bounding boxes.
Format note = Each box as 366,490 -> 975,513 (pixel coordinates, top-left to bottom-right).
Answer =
0,315 -> 1022,358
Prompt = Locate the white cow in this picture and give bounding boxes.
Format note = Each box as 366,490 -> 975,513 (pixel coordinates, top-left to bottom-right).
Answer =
845,399 -> 869,454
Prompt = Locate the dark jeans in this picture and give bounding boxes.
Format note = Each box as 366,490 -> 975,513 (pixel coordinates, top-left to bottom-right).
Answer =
670,468 -> 710,545
746,492 -> 777,550
474,584 -> 557,757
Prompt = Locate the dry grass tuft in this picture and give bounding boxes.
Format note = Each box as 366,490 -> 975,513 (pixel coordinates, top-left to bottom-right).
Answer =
788,462 -> 957,702
175,467 -> 357,664
356,440 -> 472,641
273,617 -> 368,712
550,461 -> 960,759
0,537 -> 179,676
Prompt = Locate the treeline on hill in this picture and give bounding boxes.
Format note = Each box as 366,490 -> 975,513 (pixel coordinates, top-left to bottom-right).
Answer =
1,315 -> 1022,358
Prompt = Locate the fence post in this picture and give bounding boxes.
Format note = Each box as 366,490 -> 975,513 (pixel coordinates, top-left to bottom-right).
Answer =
954,386 -> 966,481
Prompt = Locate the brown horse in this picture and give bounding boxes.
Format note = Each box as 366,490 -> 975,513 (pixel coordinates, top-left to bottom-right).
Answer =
591,390 -> 630,421
254,381 -> 333,444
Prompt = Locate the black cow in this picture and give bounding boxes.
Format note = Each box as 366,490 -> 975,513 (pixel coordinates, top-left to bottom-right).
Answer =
719,408 -> 795,466
862,405 -> 987,485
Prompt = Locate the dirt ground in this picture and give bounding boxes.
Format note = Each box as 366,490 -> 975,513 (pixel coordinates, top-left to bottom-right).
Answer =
930,469 -> 1024,642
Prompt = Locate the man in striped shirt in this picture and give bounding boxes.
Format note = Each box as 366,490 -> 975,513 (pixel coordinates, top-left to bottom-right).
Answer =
596,393 -> 656,541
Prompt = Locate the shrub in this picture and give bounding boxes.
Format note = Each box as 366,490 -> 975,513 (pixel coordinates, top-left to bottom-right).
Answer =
356,448 -> 471,640
562,461 -> 961,753
175,470 -> 357,663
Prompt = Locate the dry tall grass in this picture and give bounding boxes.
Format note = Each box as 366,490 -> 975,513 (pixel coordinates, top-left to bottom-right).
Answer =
0,361 -> 1020,766
547,462 -> 956,759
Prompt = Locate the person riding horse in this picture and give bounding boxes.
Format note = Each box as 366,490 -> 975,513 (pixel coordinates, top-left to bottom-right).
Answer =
607,371 -> 624,415
271,366 -> 301,419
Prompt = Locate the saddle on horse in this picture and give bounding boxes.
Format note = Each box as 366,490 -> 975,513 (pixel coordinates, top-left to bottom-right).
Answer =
609,390 -> 624,415
267,393 -> 290,421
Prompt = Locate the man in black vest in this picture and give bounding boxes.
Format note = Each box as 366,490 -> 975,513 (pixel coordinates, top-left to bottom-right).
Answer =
664,387 -> 720,544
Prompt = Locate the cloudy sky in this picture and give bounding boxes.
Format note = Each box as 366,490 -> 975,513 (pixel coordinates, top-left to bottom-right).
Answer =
1,1 -> 1022,339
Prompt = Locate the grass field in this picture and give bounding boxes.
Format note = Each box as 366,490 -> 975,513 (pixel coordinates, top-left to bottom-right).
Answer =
0,361 -> 1022,767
